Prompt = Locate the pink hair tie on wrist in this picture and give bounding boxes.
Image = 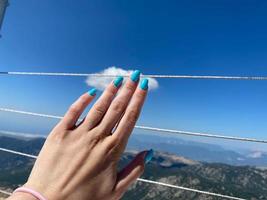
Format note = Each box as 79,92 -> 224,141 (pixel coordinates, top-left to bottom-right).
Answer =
13,187 -> 47,200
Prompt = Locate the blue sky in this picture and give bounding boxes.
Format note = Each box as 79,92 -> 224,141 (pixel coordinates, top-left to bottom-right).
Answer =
0,0 -> 267,151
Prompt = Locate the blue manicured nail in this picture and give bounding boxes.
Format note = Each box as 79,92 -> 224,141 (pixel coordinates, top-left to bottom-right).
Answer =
140,78 -> 149,90
130,70 -> 141,82
88,88 -> 97,96
113,76 -> 124,88
144,149 -> 153,164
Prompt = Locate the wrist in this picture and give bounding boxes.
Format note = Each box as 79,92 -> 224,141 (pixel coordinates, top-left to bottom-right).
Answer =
7,192 -> 37,200
9,184 -> 54,200
23,181 -> 60,200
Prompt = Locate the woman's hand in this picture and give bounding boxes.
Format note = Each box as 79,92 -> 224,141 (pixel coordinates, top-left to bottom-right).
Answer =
8,70 -> 153,200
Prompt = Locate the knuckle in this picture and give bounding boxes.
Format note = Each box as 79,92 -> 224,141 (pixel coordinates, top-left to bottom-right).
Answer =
68,104 -> 80,115
93,104 -> 106,116
126,109 -> 140,124
94,125 -> 109,137
91,134 -> 102,145
87,132 -> 102,148
125,83 -> 135,92
107,136 -> 120,148
47,128 -> 68,142
112,100 -> 125,114
135,91 -> 144,99
103,136 -> 122,155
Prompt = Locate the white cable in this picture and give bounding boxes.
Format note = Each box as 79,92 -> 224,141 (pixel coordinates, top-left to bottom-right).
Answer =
137,178 -> 245,200
0,108 -> 63,120
1,71 -> 267,80
0,189 -> 12,196
0,147 -> 245,200
135,125 -> 267,143
0,147 -> 38,159
1,107 -> 267,144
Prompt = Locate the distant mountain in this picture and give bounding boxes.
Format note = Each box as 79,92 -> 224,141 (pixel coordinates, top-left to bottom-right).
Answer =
0,136 -> 267,199
127,133 -> 267,167
2,131 -> 267,167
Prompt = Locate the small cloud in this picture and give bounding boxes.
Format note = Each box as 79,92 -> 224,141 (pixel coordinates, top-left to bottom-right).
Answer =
247,151 -> 264,159
85,66 -> 159,91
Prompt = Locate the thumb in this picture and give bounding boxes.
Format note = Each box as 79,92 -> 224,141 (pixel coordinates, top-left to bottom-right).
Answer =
114,149 -> 154,197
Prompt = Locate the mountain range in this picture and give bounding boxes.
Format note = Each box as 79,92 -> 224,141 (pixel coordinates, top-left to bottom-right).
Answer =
0,136 -> 267,199
127,133 -> 267,167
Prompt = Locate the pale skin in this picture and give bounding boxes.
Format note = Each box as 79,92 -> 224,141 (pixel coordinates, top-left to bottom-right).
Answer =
7,73 -> 149,200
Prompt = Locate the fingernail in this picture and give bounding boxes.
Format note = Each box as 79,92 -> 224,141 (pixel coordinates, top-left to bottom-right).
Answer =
140,78 -> 149,90
144,149 -> 153,164
113,76 -> 124,88
130,70 -> 141,82
88,88 -> 97,96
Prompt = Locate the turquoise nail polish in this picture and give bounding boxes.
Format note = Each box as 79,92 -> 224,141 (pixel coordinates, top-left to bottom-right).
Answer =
145,149 -> 153,164
88,88 -> 97,96
130,70 -> 141,82
140,78 -> 149,90
113,76 -> 124,88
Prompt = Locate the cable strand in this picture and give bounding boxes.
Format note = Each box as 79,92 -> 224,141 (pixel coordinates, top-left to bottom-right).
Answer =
1,71 -> 267,80
0,189 -> 12,196
0,107 -> 267,144
137,178 -> 245,200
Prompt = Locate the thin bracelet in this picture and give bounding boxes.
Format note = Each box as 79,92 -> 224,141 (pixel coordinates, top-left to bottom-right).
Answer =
13,187 -> 47,200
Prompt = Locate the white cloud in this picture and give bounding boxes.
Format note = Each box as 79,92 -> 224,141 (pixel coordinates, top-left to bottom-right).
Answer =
85,66 -> 159,91
247,151 -> 264,159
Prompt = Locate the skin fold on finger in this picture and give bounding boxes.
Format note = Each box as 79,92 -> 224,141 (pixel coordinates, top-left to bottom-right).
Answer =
97,70 -> 141,135
110,80 -> 148,152
58,90 -> 96,130
82,77 -> 123,130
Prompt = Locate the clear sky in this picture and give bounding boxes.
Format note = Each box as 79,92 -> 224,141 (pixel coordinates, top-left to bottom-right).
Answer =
0,0 -> 267,151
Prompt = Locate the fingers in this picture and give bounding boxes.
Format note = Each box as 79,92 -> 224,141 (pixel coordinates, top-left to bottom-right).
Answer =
114,150 -> 153,196
82,76 -> 124,130
58,89 -> 97,130
111,78 -> 148,149
97,70 -> 141,134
